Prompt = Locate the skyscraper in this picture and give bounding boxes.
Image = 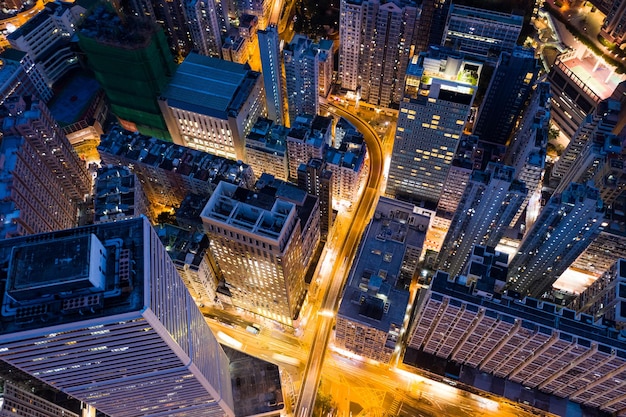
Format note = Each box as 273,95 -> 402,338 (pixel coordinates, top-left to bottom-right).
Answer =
0,217 -> 235,417
185,0 -> 228,58
504,82 -> 551,228
550,99 -> 622,190
0,49 -> 52,103
442,4 -> 523,64
507,182 -> 605,298
284,34 -> 319,124
338,0 -> 418,107
77,6 -> 176,140
201,180 -> 318,325
258,25 -> 285,125
437,163 -> 527,278
413,0 -> 450,54
386,47 -> 482,207
473,47 -> 539,146
2,95 -> 91,204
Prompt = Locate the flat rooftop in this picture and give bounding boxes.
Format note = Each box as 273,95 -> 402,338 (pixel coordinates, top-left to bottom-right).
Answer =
48,70 -> 101,127
338,197 -> 428,330
0,218 -> 147,336
164,53 -> 255,118
559,54 -> 626,100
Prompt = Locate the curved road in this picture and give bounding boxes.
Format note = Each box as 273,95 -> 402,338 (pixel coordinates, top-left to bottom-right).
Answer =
294,103 -> 385,417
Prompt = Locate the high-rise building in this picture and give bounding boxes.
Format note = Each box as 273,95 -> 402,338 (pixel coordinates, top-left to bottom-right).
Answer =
201,180 -> 318,325
325,130 -> 367,206
413,0 -> 450,54
547,50 -> 625,139
123,0 -> 193,57
245,117 -> 289,180
94,165 -> 151,223
550,99 -> 622,190
98,125 -> 256,211
335,197 -> 428,363
316,39 -> 334,99
1,95 -> 91,203
257,25 -> 285,125
156,223 -> 220,308
407,266 -> 626,415
159,53 -> 266,161
442,4 -> 523,64
437,163 -> 527,278
77,6 -> 176,140
507,182 -> 605,298
284,34 -> 319,124
0,217 -> 236,417
286,114 -> 332,180
0,380 -> 80,417
185,0 -> 228,58
600,0 -> 626,47
237,0 -> 272,29
473,47 -> 538,146
386,47 -> 482,207
7,1 -> 85,88
0,49 -> 51,103
570,258 -> 626,329
297,158 -> 333,241
504,82 -> 551,228
338,0 -> 418,107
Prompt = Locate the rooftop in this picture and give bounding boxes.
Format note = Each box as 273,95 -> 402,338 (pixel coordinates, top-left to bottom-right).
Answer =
0,218 -> 147,336
556,52 -> 626,101
163,53 -> 260,119
48,70 -> 102,127
449,4 -> 524,25
338,197 -> 429,330
98,125 -> 254,187
155,224 -> 210,270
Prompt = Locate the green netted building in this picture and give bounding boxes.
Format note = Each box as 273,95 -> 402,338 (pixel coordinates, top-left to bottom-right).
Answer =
77,6 -> 176,140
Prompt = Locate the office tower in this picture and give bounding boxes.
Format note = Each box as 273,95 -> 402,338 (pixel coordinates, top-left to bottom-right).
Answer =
257,25 -> 285,125
0,380 -> 80,417
156,223 -> 219,307
547,50 -> 624,139
505,82 -> 551,228
426,135 -> 481,258
413,0 -> 450,54
78,6 -> 176,140
507,183 -> 605,298
94,165 -> 151,223
201,180 -> 318,325
600,0 -> 626,47
186,0 -> 228,58
442,4 -> 523,64
325,130 -> 367,206
2,95 -> 91,203
550,99 -> 621,190
98,125 -> 255,210
7,1 -> 85,88
284,34 -> 319,124
298,158 -> 333,241
159,53 -> 266,161
570,258 -> 626,328
338,0 -> 418,107
473,47 -> 538,146
0,217 -> 235,417
0,49 -> 51,103
336,197 -> 428,363
407,267 -> 626,415
245,117 -> 289,180
437,163 -> 526,278
386,47 -> 482,207
286,114 -> 332,179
